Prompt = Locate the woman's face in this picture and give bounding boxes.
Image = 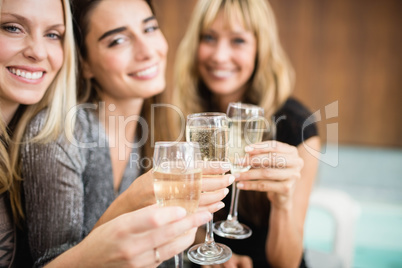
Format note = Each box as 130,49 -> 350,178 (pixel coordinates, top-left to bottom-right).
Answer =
197,11 -> 257,100
83,0 -> 168,101
0,0 -> 65,107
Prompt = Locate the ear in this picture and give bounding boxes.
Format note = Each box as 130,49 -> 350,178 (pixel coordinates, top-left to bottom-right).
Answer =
82,60 -> 94,79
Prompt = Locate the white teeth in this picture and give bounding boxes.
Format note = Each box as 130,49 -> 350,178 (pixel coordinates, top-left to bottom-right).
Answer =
135,65 -> 158,77
9,68 -> 44,80
211,70 -> 233,78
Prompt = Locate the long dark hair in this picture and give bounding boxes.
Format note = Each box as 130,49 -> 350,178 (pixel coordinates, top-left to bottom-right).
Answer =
69,0 -> 171,163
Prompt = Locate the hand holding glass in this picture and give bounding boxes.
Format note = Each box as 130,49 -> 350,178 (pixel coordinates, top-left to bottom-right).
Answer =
153,142 -> 202,268
186,113 -> 232,265
213,103 -> 264,239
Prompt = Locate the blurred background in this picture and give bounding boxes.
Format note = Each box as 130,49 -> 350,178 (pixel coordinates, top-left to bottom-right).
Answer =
153,0 -> 402,267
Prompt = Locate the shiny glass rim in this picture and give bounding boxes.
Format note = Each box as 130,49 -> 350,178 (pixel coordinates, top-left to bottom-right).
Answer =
187,112 -> 227,119
227,102 -> 264,111
154,141 -> 199,148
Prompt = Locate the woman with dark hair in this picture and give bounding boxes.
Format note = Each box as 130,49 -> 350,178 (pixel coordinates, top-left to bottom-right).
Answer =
19,0 -> 232,267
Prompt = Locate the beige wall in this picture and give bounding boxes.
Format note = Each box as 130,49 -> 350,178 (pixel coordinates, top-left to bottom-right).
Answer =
153,0 -> 402,147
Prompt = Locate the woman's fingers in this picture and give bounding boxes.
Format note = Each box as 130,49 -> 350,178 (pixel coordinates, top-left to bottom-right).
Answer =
245,140 -> 298,155
236,166 -> 301,182
247,152 -> 304,170
237,178 -> 296,194
201,174 -> 235,192
202,161 -> 231,175
155,228 -> 197,264
129,228 -> 198,267
199,188 -> 229,206
122,205 -> 187,233
125,210 -> 212,261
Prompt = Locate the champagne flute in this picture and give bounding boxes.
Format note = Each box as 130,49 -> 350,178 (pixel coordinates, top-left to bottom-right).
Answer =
186,113 -> 232,265
153,141 -> 202,268
213,103 -> 264,239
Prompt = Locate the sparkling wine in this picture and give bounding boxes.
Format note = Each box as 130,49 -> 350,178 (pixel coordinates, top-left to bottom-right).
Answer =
186,126 -> 229,162
229,118 -> 264,173
153,168 -> 202,214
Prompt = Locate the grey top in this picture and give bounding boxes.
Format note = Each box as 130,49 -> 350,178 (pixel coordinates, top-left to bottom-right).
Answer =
0,193 -> 15,268
21,108 -> 142,267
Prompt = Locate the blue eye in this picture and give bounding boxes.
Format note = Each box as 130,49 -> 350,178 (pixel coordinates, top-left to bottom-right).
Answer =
46,32 -> 62,40
201,34 -> 215,43
2,24 -> 22,34
232,38 -> 245,44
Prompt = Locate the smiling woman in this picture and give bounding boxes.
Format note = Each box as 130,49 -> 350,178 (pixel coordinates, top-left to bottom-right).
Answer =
17,0 -> 231,267
0,0 -> 76,266
174,0 -> 320,267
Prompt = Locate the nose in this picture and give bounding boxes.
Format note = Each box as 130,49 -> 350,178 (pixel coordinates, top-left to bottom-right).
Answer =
133,36 -> 153,61
211,40 -> 231,63
23,35 -> 48,62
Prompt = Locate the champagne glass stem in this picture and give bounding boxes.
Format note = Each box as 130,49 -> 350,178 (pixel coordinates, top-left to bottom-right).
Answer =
226,181 -> 240,222
205,218 -> 216,245
174,252 -> 183,268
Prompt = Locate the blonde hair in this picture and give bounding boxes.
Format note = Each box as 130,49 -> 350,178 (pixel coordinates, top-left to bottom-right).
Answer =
0,0 -> 77,224
174,0 -> 294,119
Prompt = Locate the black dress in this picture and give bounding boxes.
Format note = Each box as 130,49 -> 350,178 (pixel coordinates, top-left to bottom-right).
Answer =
196,98 -> 319,267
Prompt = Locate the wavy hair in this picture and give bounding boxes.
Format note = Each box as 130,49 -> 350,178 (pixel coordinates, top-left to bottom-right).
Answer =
70,0 -> 172,162
174,0 -> 294,119
0,0 -> 77,224
173,0 -> 295,227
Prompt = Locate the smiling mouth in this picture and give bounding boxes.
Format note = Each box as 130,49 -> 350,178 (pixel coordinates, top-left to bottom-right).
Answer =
133,65 -> 158,78
8,67 -> 44,80
210,69 -> 234,78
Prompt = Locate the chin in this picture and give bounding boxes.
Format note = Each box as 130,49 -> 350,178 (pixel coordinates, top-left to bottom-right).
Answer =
147,84 -> 166,97
18,93 -> 46,106
209,87 -> 236,96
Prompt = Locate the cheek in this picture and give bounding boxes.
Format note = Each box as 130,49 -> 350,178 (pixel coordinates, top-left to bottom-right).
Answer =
0,39 -> 19,63
197,44 -> 210,63
50,45 -> 65,73
239,52 -> 256,73
93,54 -> 127,77
158,36 -> 168,57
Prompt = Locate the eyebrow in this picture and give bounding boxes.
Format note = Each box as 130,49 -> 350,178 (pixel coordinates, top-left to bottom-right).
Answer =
97,16 -> 156,42
2,13 -> 30,24
98,26 -> 127,41
2,13 -> 64,29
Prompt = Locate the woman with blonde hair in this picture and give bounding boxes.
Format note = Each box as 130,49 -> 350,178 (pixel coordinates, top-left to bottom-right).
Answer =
0,0 -> 75,265
19,0 -> 232,266
174,0 -> 320,266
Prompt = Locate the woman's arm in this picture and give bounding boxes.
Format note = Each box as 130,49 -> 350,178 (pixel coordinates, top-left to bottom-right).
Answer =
236,137 -> 320,267
22,140 -> 85,266
266,137 -> 320,267
94,169 -> 234,229
45,206 -> 212,268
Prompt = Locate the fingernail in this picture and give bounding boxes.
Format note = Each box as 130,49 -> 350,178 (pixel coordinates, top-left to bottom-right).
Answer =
245,146 -> 254,152
176,207 -> 187,218
237,183 -> 244,189
223,188 -> 229,196
234,173 -> 240,179
216,202 -> 225,210
202,212 -> 212,222
229,175 -> 235,184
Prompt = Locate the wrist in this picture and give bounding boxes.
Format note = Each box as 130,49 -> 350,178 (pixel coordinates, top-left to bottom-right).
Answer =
128,176 -> 155,211
45,243 -> 84,268
268,193 -> 293,211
